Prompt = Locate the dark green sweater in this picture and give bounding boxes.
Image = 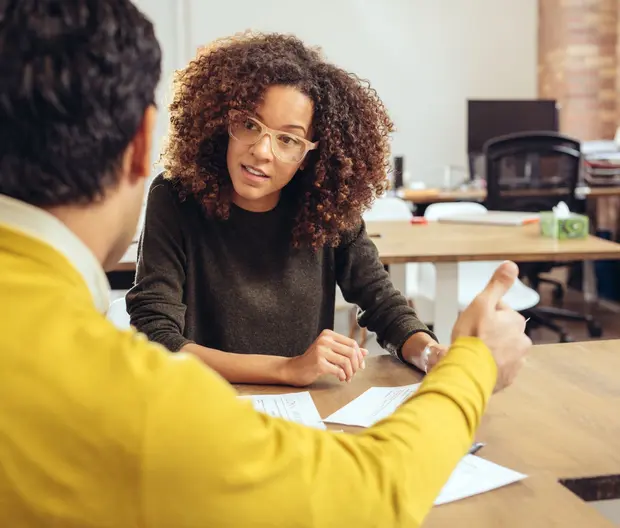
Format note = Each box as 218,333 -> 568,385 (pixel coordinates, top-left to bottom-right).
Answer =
126,174 -> 434,358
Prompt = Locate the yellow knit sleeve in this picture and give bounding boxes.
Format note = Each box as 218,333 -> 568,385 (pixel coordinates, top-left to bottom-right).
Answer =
139,337 -> 496,528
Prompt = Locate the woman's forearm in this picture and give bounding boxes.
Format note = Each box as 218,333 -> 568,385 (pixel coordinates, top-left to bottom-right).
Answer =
180,343 -> 293,385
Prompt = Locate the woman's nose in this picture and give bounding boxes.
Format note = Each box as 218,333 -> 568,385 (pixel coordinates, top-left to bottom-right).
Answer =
250,133 -> 274,160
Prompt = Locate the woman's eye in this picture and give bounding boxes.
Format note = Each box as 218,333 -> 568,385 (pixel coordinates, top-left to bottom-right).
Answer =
244,120 -> 259,131
280,135 -> 300,146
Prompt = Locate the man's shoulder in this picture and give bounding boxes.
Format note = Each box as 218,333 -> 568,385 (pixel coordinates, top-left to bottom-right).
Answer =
0,299 -> 188,522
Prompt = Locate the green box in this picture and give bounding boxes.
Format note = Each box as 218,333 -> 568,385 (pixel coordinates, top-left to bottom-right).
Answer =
539,212 -> 589,239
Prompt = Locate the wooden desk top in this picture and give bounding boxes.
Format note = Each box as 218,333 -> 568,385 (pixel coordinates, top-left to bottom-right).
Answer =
236,340 -> 620,503
398,187 -> 486,204
365,220 -> 620,264
398,185 -> 620,204
109,217 -> 620,273
479,340 -> 620,497
425,474 -> 615,527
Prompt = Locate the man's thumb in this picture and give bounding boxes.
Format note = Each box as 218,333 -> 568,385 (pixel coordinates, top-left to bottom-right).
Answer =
479,261 -> 519,307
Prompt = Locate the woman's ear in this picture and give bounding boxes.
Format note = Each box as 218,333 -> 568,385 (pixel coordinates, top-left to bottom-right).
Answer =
299,151 -> 314,171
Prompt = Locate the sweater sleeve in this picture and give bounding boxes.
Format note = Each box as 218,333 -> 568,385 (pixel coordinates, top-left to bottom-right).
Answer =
125,175 -> 193,352
140,336 -> 497,528
335,221 -> 436,357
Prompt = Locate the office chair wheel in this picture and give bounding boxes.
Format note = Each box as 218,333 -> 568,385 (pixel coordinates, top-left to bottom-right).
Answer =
587,321 -> 603,339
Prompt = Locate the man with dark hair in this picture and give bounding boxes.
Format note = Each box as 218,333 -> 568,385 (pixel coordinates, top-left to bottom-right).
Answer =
0,0 -> 160,269
0,1 -> 531,526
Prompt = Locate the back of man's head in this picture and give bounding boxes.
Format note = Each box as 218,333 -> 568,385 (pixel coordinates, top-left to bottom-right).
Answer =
0,0 -> 161,206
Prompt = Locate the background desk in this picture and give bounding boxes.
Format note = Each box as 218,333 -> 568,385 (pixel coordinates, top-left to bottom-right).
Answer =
112,222 -> 620,344
364,221 -> 620,343
397,185 -> 620,205
237,340 -> 620,526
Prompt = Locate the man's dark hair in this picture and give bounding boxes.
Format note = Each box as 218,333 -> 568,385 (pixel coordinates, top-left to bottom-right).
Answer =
0,0 -> 161,206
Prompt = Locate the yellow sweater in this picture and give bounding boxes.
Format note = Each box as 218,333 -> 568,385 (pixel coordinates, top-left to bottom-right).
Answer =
0,221 -> 497,527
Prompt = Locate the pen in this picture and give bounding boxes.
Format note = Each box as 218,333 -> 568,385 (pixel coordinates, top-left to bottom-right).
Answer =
468,442 -> 486,455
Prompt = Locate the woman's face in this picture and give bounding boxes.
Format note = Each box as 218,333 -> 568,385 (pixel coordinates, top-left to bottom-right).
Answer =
226,84 -> 314,212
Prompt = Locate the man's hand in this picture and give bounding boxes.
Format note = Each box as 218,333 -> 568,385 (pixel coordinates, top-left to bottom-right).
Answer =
451,261 -> 532,392
282,330 -> 369,387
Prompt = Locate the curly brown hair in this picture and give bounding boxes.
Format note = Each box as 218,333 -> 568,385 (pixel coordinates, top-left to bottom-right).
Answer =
161,31 -> 394,249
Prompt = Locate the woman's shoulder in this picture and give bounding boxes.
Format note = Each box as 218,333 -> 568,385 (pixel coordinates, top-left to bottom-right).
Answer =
148,172 -> 181,200
147,172 -> 214,228
146,172 -> 195,212
336,218 -> 366,249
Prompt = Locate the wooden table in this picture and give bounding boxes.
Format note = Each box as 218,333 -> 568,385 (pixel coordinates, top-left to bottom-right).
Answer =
426,474 -> 615,527
115,222 -> 620,268
480,340 -> 620,500
113,221 -> 620,343
365,221 -> 620,343
366,221 -> 620,265
397,185 -> 620,205
237,340 -> 620,526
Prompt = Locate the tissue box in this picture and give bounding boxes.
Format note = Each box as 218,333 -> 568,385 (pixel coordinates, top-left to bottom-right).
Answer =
539,212 -> 589,239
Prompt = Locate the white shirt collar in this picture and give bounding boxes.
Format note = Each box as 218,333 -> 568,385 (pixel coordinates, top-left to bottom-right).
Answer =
0,194 -> 111,313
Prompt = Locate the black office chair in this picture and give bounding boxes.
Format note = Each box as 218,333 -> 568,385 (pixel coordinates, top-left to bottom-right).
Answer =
483,131 -> 603,342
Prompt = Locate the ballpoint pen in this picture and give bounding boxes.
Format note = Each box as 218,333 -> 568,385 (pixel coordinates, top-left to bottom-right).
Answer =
468,442 -> 486,455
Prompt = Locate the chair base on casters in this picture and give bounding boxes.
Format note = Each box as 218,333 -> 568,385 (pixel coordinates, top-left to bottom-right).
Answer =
521,306 -> 603,343
526,273 -> 566,303
535,276 -> 565,302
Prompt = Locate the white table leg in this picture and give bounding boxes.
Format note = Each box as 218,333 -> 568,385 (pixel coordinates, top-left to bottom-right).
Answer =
434,262 -> 459,344
389,264 -> 407,297
583,260 -> 598,304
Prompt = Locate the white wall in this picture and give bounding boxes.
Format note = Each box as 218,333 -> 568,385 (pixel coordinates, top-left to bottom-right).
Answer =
132,0 -> 194,176
139,0 -> 538,186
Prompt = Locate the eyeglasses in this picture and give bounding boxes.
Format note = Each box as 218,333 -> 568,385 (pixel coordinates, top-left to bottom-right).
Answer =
228,110 -> 318,164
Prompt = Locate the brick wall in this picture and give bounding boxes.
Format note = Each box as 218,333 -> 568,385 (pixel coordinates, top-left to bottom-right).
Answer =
538,0 -> 619,140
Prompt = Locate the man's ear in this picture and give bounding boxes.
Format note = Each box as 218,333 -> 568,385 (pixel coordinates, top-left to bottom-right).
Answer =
129,105 -> 157,181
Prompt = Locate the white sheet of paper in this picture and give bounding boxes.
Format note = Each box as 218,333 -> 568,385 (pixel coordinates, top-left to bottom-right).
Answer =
241,392 -> 326,430
434,455 -> 527,506
323,384 -> 421,427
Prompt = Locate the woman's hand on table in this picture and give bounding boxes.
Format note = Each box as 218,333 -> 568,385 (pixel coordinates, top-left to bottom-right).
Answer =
282,330 -> 368,387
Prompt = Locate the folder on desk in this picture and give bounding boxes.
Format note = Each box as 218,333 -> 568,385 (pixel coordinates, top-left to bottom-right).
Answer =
437,211 -> 540,226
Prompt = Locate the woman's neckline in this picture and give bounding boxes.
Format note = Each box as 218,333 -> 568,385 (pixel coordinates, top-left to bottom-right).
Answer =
230,199 -> 283,217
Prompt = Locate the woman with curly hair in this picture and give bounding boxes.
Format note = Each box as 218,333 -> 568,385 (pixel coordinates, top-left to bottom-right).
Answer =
126,32 -> 446,386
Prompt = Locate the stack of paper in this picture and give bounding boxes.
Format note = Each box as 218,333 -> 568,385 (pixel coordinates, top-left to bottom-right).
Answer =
323,384 -> 421,427
241,392 -> 326,430
435,455 -> 527,505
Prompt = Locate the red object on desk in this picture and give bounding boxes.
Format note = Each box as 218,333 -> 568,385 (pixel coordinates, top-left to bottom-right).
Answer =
410,217 -> 428,225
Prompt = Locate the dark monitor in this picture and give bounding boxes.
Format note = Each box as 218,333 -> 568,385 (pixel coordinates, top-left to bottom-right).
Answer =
467,99 -> 559,154
467,99 -> 559,180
